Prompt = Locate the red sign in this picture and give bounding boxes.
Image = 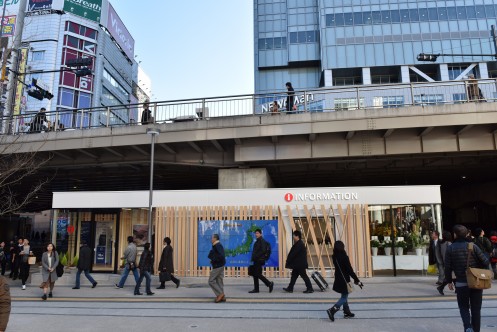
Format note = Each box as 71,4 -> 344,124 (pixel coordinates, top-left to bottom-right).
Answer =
284,193 -> 294,202
67,225 -> 75,235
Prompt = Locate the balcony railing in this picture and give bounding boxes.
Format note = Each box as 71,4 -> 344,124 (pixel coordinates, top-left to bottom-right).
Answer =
2,78 -> 496,135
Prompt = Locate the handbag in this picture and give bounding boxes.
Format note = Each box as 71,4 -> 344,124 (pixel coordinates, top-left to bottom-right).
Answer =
159,270 -> 171,282
28,256 -> 36,265
427,264 -> 438,275
466,243 -> 492,290
336,259 -> 354,294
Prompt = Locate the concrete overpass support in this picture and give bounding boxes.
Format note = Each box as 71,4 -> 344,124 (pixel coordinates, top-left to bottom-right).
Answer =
218,168 -> 273,189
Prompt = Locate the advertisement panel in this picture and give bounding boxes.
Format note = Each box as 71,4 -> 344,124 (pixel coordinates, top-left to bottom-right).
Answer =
27,0 -> 52,11
197,220 -> 279,268
13,48 -> 28,116
106,3 -> 134,59
1,15 -> 16,37
63,0 -> 102,23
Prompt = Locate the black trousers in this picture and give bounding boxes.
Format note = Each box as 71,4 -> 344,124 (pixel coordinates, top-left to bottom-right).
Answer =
159,274 -> 180,287
287,268 -> 313,291
0,259 -> 5,275
10,258 -> 20,278
456,286 -> 483,332
20,262 -> 30,286
252,262 -> 270,291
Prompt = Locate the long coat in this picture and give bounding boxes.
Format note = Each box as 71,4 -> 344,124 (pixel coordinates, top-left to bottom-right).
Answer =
159,245 -> 174,272
332,252 -> 359,294
78,245 -> 92,271
41,251 -> 59,283
285,240 -> 308,270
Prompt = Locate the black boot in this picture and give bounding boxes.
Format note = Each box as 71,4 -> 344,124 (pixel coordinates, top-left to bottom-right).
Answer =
326,306 -> 339,322
343,304 -> 355,319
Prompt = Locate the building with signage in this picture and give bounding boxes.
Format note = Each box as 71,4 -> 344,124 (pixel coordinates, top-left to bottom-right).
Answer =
51,186 -> 442,277
12,0 -> 150,129
254,0 -> 497,108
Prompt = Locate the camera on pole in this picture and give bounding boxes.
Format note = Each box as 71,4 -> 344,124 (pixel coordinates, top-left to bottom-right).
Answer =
417,53 -> 439,62
66,57 -> 93,77
27,78 -> 54,101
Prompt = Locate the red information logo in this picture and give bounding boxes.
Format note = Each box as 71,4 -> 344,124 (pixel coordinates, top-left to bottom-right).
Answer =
284,193 -> 294,202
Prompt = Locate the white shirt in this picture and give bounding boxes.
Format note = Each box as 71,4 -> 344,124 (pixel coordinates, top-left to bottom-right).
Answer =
48,255 -> 53,269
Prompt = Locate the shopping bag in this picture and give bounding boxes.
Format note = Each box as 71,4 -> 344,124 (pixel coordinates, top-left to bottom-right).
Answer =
427,264 -> 438,275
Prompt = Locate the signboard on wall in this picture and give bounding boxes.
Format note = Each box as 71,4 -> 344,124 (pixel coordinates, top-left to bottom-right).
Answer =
63,0 -> 102,23
106,3 -> 134,60
13,48 -> 28,115
28,0 -> 52,11
1,16 -> 16,37
197,220 -> 279,268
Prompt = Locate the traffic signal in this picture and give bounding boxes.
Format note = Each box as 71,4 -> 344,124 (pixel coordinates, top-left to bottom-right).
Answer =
417,53 -> 439,62
75,68 -> 92,77
66,57 -> 92,67
28,78 -> 54,100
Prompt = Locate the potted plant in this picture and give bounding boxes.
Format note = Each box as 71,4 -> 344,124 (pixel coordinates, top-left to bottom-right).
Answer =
408,233 -> 423,256
395,241 -> 407,256
370,240 -> 381,256
383,239 -> 392,256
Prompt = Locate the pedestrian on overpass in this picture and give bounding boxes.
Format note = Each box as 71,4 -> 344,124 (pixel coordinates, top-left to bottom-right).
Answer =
283,230 -> 314,294
73,241 -> 97,289
208,234 -> 226,303
141,101 -> 152,124
445,225 -> 489,332
248,229 -> 274,294
326,241 -> 362,322
157,237 -> 180,289
115,236 -> 139,289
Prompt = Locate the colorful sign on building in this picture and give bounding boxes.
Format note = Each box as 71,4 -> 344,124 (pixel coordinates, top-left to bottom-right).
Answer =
1,16 -> 16,37
27,0 -> 52,11
63,0 -> 102,23
13,48 -> 28,116
106,3 -> 134,60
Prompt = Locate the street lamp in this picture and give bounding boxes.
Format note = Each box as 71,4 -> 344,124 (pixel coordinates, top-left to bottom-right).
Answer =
146,128 -> 160,246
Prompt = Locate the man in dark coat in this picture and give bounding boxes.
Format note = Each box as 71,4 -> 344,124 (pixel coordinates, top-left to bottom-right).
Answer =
283,230 -> 314,293
249,229 -> 274,293
10,238 -> 23,280
73,241 -> 97,289
285,82 -> 295,112
135,243 -> 154,296
157,237 -> 180,289
429,231 -> 445,285
141,101 -> 152,124
208,234 -> 226,303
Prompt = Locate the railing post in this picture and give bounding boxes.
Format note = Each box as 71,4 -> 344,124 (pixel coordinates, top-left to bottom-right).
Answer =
80,109 -> 84,129
106,107 -> 110,127
356,87 -> 360,109
153,102 -> 158,124
201,99 -> 206,120
464,80 -> 469,102
410,83 -> 415,106
55,111 -> 59,131
304,91 -> 308,112
252,94 -> 256,116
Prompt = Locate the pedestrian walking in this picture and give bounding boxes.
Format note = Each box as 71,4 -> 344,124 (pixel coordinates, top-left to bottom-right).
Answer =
283,230 -> 314,294
473,228 -> 492,261
134,243 -> 154,296
40,243 -> 59,301
436,231 -> 453,295
208,234 -> 226,303
10,238 -> 23,280
115,236 -> 139,289
73,241 -> 97,289
326,241 -> 363,321
19,239 -> 31,290
445,225 -> 489,332
157,237 -> 180,289
429,231 -> 446,285
490,231 -> 497,279
0,276 -> 10,332
248,229 -> 274,294
0,242 -> 6,276
285,82 -> 296,112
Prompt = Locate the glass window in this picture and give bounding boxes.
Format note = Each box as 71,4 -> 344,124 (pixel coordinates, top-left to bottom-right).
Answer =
84,27 -> 97,40
466,6 -> 476,19
66,21 -> 79,33
372,11 -> 382,24
265,38 -> 273,49
353,12 -> 363,25
281,37 -> 287,47
418,8 -> 429,21
334,13 -> 344,26
298,31 -> 306,43
409,8 -> 419,22
437,7 -> 447,20
344,13 -> 353,26
390,10 -> 401,23
59,88 -> 75,107
78,92 -> 91,109
457,6 -> 466,19
428,8 -> 438,21
326,14 -> 335,27
363,11 -> 372,24
447,7 -> 457,20
306,31 -> 314,42
475,5 -> 485,19
400,9 -> 410,22
485,5 -> 495,18
274,37 -> 282,49
381,10 -> 391,23
65,35 -> 79,49
289,32 -> 298,43
258,38 -> 266,50
31,51 -> 45,61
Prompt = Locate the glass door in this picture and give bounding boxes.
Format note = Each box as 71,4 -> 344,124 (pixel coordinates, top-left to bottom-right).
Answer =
93,214 -> 117,272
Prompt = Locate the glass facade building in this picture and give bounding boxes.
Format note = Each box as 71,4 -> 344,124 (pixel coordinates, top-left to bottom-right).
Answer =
254,0 -> 497,94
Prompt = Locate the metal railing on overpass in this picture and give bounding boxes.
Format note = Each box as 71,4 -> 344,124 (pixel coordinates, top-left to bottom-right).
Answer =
2,78 -> 497,135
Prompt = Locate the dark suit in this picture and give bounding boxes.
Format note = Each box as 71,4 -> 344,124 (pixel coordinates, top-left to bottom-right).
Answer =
250,237 -> 271,291
75,245 -> 96,288
285,239 -> 313,291
158,245 -> 179,287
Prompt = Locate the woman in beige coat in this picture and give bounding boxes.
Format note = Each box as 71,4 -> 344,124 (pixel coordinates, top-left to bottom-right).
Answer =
40,243 -> 59,301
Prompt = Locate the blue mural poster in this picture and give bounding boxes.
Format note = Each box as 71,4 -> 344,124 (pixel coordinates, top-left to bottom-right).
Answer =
198,220 -> 279,268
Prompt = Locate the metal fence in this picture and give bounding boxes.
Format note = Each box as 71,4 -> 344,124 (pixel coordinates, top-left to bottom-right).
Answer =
3,78 -> 496,135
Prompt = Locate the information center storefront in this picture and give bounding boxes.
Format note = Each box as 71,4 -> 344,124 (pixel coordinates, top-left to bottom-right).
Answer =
52,186 -> 442,277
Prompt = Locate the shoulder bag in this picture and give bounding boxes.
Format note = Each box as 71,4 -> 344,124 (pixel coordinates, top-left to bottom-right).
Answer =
466,243 -> 492,290
336,259 -> 354,293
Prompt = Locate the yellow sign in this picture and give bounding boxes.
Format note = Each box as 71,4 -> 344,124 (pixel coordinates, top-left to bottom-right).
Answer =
13,48 -> 28,116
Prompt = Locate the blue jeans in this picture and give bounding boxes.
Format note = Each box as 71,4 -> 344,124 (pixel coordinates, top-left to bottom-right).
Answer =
135,271 -> 152,294
75,269 -> 96,288
456,286 -> 482,332
334,292 -> 349,308
118,264 -> 140,287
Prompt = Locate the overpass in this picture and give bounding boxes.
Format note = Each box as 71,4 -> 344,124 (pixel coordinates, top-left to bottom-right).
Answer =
2,79 -> 497,224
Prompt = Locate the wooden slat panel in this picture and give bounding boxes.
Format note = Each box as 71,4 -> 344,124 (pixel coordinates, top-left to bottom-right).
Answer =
364,205 -> 373,278
303,205 -> 325,274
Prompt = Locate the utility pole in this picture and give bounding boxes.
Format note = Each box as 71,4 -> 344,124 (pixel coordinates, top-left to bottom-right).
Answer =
0,0 -> 8,133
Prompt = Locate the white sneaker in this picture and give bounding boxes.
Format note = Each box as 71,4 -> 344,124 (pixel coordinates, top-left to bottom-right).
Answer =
22,285 -> 26,290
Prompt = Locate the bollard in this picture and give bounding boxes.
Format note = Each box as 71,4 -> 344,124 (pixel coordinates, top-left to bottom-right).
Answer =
0,276 -> 11,332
